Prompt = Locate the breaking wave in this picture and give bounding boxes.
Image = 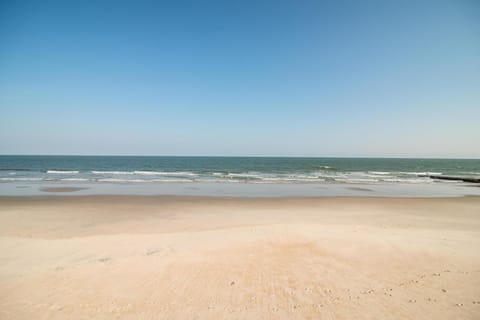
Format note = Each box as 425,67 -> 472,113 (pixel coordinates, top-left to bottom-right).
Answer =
47,170 -> 79,174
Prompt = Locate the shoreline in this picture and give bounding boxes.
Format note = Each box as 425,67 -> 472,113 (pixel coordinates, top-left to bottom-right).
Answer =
2,193 -> 480,200
1,180 -> 479,198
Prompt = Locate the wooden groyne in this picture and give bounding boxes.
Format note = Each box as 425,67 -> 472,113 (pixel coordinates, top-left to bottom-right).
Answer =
428,175 -> 480,183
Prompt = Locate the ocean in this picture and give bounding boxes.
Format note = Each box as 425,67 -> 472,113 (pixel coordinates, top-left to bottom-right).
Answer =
1,155 -> 479,197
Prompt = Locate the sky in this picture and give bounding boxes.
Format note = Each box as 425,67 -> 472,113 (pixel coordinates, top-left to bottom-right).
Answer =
0,0 -> 479,158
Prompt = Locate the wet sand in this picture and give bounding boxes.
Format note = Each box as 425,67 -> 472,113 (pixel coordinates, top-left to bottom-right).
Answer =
39,187 -> 89,193
0,196 -> 479,319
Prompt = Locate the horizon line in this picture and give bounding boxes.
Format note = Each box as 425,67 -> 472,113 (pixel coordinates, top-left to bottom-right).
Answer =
0,154 -> 479,160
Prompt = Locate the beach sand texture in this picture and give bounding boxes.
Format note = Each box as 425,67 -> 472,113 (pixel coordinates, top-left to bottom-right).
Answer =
0,196 -> 479,319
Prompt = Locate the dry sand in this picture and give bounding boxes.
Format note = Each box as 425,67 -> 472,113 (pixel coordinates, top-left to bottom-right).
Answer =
0,195 -> 479,319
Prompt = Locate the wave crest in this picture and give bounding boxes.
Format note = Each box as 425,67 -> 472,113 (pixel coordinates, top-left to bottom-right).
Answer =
47,170 -> 79,174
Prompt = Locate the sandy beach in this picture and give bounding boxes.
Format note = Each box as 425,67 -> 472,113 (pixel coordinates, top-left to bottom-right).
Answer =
1,195 -> 479,319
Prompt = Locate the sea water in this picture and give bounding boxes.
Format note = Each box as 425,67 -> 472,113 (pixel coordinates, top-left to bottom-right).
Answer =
0,155 -> 479,197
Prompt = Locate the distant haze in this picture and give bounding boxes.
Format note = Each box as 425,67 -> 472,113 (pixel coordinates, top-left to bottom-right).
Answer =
1,0 -> 479,158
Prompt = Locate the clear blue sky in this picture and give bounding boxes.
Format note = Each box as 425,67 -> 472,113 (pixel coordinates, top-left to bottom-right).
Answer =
1,0 -> 479,157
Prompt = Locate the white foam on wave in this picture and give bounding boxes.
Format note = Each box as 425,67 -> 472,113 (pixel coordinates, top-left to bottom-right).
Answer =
134,171 -> 197,176
151,178 -> 192,183
212,172 -> 226,176
459,172 -> 480,175
400,172 -> 442,176
195,178 -> 242,183
335,178 -> 378,183
92,171 -> 133,175
97,178 -> 192,183
384,178 -> 433,184
227,173 -> 261,178
318,166 -> 335,170
47,170 -> 79,174
0,169 -> 451,186
261,177 -> 325,183
197,170 -> 446,185
0,177 -> 43,181
97,178 -> 148,183
92,170 -> 198,176
294,173 -> 324,179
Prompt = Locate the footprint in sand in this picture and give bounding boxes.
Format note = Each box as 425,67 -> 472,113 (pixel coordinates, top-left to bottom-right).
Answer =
145,249 -> 161,256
